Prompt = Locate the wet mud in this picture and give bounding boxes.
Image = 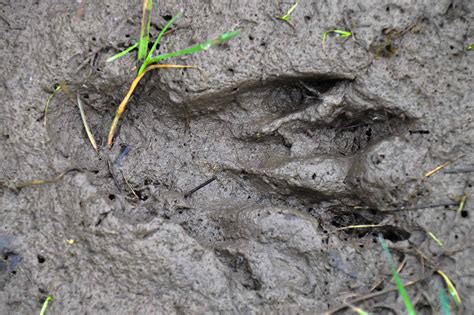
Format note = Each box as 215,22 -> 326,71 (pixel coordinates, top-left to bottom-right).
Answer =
1,0 -> 473,313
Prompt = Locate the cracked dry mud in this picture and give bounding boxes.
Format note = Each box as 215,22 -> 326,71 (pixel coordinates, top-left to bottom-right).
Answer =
1,0 -> 473,314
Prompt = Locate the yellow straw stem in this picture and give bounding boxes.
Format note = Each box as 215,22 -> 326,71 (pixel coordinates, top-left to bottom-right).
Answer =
15,168 -> 80,189
437,270 -> 462,306
424,161 -> 451,177
77,94 -> 98,151
107,64 -> 192,147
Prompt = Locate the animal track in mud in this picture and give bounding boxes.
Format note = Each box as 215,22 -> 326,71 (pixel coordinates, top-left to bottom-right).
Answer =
183,76 -> 411,202
36,72 -> 420,302
47,74 -> 413,264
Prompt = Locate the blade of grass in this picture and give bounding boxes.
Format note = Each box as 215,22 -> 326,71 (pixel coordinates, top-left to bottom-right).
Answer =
148,30 -> 240,64
107,42 -> 139,63
322,29 -> 352,49
138,11 -> 182,75
40,295 -> 53,315
276,0 -> 300,22
379,236 -> 416,315
56,83 -> 97,151
138,0 -> 153,63
424,161 -> 452,177
427,231 -> 444,247
43,85 -> 61,127
322,31 -> 328,49
326,276 -> 429,315
437,270 -> 462,306
457,195 -> 467,215
15,168 -> 81,189
147,11 -> 182,59
107,64 -> 193,147
333,29 -> 352,38
438,286 -> 452,315
77,93 -> 98,151
425,155 -> 465,177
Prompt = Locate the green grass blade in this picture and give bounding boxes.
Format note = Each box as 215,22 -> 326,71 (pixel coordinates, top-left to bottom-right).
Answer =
322,31 -> 328,48
138,0 -> 153,62
333,29 -> 352,38
278,0 -> 299,21
286,1 -> 299,17
40,295 -> 53,315
149,30 -> 240,64
322,29 -> 352,48
438,287 -> 452,315
148,12 -> 181,59
106,42 -> 139,63
138,11 -> 182,75
379,236 -> 416,315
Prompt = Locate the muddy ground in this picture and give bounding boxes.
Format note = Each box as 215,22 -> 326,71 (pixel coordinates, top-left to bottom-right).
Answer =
1,0 -> 473,314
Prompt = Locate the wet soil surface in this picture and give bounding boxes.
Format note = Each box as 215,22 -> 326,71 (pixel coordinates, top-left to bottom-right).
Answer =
1,0 -> 473,313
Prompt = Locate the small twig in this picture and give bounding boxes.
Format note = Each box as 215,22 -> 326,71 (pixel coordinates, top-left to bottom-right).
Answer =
325,274 -> 432,314
443,167 -> 474,174
352,201 -> 459,213
332,224 -> 387,233
75,47 -> 104,73
370,258 -> 407,292
120,170 -> 139,200
412,247 -> 433,264
184,176 -> 217,198
342,295 -> 369,315
343,9 -> 369,52
375,201 -> 459,213
443,245 -> 472,256
107,159 -> 122,192
43,85 -> 61,127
